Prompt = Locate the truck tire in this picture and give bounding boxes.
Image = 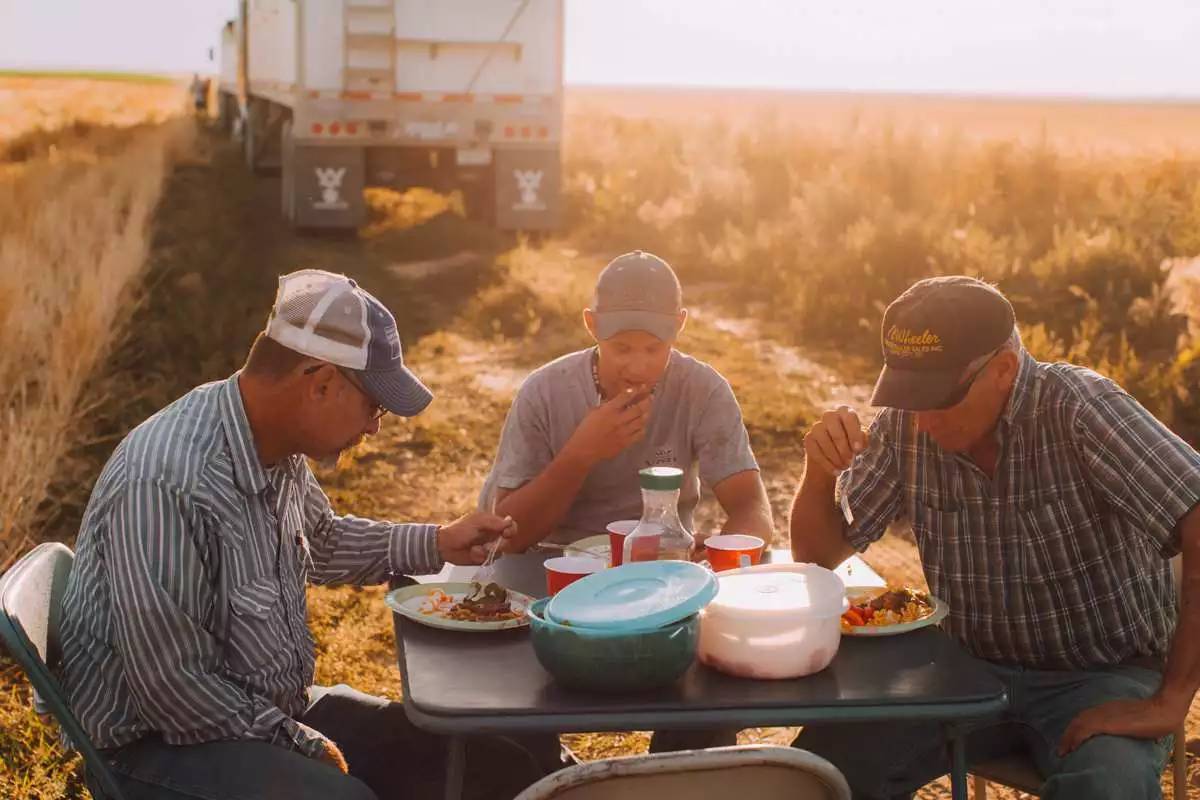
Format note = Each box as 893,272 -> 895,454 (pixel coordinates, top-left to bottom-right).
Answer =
216,92 -> 234,136
280,119 -> 295,222
242,102 -> 258,171
243,98 -> 285,173
457,164 -> 496,225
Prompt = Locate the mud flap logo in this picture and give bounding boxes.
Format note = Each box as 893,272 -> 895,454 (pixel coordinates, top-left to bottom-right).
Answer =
314,167 -> 348,210
513,169 -> 546,211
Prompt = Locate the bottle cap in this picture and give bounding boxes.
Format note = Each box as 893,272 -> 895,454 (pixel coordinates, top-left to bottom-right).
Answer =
639,466 -> 683,491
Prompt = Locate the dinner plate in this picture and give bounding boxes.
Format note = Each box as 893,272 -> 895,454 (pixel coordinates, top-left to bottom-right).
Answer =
841,585 -> 950,637
385,582 -> 533,632
567,534 -> 611,560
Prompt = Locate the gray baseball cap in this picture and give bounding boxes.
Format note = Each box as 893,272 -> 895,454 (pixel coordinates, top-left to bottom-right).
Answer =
591,251 -> 683,341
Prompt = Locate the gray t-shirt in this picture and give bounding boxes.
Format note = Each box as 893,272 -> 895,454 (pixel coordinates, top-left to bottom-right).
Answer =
481,348 -> 759,542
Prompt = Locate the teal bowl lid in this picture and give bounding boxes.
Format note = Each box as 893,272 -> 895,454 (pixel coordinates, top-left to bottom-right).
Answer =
545,561 -> 717,631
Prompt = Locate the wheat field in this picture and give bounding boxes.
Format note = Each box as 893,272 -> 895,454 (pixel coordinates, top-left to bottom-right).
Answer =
0,77 -> 194,571
568,87 -> 1200,154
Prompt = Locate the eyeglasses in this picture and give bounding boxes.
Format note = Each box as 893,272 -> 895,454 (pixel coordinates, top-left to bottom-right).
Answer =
935,349 -> 999,410
303,364 -> 388,422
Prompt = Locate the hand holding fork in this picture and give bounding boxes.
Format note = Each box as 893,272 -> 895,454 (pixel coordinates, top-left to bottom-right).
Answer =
434,503 -> 518,568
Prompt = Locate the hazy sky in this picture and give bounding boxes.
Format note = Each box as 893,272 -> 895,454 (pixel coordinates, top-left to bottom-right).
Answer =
1,0 -> 1197,98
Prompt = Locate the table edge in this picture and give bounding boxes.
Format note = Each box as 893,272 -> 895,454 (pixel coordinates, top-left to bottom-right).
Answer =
401,693 -> 1010,735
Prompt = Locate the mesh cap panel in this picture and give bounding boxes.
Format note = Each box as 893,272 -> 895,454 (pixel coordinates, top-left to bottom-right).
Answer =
265,269 -> 371,369
262,268 -> 433,416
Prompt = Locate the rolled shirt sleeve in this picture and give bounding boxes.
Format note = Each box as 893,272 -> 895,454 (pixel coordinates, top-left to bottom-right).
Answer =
298,463 -> 443,583
1073,390 -> 1200,558
106,478 -> 316,753
836,408 -> 906,551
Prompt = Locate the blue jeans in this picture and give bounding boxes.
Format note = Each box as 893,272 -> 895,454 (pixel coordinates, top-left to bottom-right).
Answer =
793,661 -> 1172,800
94,684 -> 562,800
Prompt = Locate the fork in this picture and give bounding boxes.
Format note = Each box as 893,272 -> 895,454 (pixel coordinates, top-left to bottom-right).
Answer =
473,517 -> 508,586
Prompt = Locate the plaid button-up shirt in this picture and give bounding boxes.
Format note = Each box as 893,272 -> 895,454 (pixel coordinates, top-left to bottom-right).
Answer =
839,350 -> 1200,670
58,374 -> 443,755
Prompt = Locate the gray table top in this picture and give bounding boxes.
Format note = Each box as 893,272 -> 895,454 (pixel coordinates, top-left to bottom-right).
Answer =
395,617 -> 1008,735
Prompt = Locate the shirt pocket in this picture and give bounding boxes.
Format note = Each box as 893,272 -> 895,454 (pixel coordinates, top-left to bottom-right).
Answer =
1018,495 -> 1107,584
910,493 -> 963,549
226,575 -> 290,677
908,498 -> 957,576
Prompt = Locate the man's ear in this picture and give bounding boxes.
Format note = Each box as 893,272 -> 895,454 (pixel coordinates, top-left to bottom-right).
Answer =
583,309 -> 599,341
675,308 -> 689,337
993,350 -> 1020,392
304,363 -> 338,402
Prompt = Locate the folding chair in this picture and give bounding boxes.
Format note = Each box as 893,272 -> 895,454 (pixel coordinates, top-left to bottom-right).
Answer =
0,542 -> 127,800
972,554 -> 1189,797
513,745 -> 850,800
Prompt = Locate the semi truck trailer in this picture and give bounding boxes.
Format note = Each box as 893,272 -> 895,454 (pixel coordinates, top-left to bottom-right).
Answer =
217,0 -> 563,231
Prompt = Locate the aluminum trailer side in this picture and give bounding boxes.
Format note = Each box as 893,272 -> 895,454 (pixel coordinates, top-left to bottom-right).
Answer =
224,0 -> 564,231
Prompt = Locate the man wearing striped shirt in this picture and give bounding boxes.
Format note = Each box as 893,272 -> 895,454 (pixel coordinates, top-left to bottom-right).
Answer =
790,276 -> 1200,800
58,270 -> 555,800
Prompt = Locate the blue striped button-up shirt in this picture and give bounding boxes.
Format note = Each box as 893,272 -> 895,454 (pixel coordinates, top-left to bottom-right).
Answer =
838,350 -> 1200,670
58,374 -> 442,755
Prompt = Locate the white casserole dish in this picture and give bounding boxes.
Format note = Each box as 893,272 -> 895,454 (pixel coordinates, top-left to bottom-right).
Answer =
697,563 -> 847,680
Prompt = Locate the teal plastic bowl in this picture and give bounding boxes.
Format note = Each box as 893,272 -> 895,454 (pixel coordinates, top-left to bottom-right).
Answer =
527,597 -> 698,693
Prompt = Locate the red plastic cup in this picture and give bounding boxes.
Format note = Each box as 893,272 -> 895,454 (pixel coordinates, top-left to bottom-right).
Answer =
545,556 -> 605,595
705,534 -> 766,572
605,520 -> 639,567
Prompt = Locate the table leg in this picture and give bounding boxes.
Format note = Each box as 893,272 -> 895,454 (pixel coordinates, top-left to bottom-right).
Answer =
445,735 -> 466,800
945,722 -> 967,800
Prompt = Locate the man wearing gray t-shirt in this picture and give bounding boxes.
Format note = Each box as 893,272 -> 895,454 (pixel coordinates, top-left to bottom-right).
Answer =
482,250 -> 773,551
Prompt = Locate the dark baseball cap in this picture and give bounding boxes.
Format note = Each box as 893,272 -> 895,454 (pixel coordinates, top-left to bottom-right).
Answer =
869,275 -> 1015,411
591,251 -> 683,341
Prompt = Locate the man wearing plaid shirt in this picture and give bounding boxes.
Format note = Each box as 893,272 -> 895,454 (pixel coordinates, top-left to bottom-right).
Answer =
789,276 -> 1200,800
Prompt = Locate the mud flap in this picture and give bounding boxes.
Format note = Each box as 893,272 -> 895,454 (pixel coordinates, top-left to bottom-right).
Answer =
290,146 -> 366,229
494,148 -> 561,231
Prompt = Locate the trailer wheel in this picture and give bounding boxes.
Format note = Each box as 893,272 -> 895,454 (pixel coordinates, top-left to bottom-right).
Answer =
457,164 -> 496,225
243,98 -> 285,173
280,119 -> 295,222
216,92 -> 234,136
242,104 -> 258,171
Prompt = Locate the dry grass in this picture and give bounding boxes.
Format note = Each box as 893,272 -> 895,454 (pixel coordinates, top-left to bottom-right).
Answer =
564,89 -> 1200,447
568,86 -> 1200,155
0,76 -> 195,569
0,76 -> 184,144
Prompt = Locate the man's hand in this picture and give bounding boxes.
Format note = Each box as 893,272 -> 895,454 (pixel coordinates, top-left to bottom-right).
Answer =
804,406 -> 869,477
1058,694 -> 1189,756
437,512 -> 518,565
562,387 -> 654,465
314,737 -> 349,773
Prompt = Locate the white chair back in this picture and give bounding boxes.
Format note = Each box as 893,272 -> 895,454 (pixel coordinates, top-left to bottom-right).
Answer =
514,745 -> 850,800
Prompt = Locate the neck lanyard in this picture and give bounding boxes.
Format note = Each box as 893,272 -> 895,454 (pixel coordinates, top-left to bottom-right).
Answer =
590,347 -> 604,399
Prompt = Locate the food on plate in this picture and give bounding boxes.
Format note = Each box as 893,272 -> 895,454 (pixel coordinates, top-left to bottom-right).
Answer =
841,587 -> 935,629
418,582 -> 523,623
